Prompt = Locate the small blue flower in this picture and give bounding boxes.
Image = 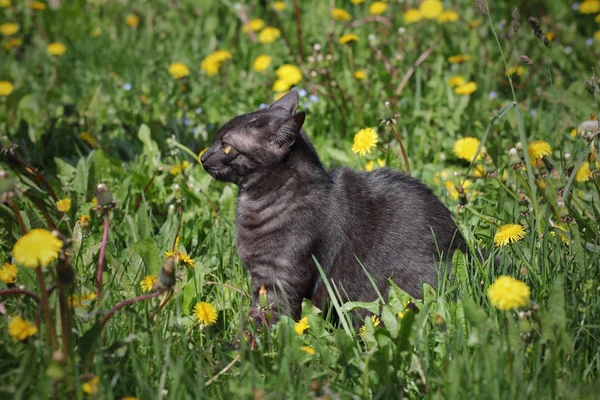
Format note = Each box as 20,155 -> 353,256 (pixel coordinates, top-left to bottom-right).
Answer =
564,46 -> 572,54
308,94 -> 319,103
586,38 -> 593,47
302,102 -> 312,108
298,88 -> 307,97
571,2 -> 579,11
123,83 -> 132,91
207,124 -> 215,130
529,109 -> 536,116
488,91 -> 498,100
195,107 -> 203,114
183,118 -> 191,126
258,103 -> 268,110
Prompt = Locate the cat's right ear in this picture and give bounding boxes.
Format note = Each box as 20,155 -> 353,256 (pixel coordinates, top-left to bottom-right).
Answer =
269,90 -> 299,114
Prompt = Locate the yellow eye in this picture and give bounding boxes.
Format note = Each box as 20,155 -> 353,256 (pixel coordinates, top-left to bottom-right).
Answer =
224,145 -> 232,154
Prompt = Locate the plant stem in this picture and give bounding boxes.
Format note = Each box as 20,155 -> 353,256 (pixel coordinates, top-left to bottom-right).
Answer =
96,211 -> 110,298
389,124 -> 411,174
292,0 -> 305,64
11,153 -> 58,201
36,266 -> 58,352
7,199 -> 27,234
0,288 -> 41,303
23,192 -> 57,230
134,168 -> 161,212
100,289 -> 166,331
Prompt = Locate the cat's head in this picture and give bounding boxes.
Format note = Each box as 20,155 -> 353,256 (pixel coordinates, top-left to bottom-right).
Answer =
201,91 -> 305,185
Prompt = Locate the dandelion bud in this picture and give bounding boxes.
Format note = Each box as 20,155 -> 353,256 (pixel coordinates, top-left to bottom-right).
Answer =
307,56 -> 314,63
564,153 -> 571,160
509,148 -> 517,156
259,284 -> 268,308
398,27 -> 406,35
385,101 -> 391,108
578,120 -> 600,141
434,312 -> 446,328
310,70 -> 317,77
313,43 -> 321,52
519,311 -> 526,319
516,142 -> 523,151
96,183 -> 113,206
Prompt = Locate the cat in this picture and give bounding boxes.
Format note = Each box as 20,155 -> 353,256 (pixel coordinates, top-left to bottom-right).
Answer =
201,91 -> 467,323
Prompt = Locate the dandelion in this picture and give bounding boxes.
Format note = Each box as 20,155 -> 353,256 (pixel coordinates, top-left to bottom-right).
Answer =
273,79 -> 290,92
8,316 -> 38,341
294,317 -> 309,335
126,14 -> 140,28
272,1 -> 286,11
5,38 -> 22,49
179,253 -> 195,269
528,140 -> 552,161
331,8 -> 351,21
91,197 -> 98,207
0,80 -> 14,96
47,42 -> 67,56
448,75 -> 466,87
576,161 -> 599,182
551,225 -> 569,244
140,275 -> 157,292
28,1 -> 47,10
79,132 -> 98,147
0,0 -> 10,7
0,262 -> 17,284
77,215 -> 90,227
352,127 -> 378,156
243,18 -> 265,32
420,0 -> 443,19
258,26 -> 281,44
13,229 -> 63,268
275,64 -> 303,87
56,198 -> 71,213
300,346 -> 316,355
200,50 -> 232,76
444,180 -> 473,200
365,160 -> 375,172
506,66 -> 525,76
438,10 -> 459,23
494,224 -> 526,247
453,137 -> 482,161
82,376 -> 99,394
91,27 -> 102,37
454,81 -> 477,95
194,301 -> 218,326
168,62 -> 190,79
448,54 -> 471,63
487,276 -> 530,310
369,1 -> 388,15
579,0 -> 600,13
0,23 -> 19,36
403,9 -> 422,23
338,33 -> 359,44
253,55 -> 272,72
354,70 -> 367,80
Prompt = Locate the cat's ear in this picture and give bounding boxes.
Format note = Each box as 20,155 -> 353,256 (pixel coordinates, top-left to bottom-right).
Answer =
269,90 -> 299,114
270,111 -> 305,148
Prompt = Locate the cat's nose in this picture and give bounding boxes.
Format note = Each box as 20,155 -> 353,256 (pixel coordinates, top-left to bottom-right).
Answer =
200,148 -> 212,164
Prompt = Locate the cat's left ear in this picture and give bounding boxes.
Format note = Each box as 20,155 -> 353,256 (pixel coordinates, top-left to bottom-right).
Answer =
269,90 -> 299,114
270,111 -> 305,148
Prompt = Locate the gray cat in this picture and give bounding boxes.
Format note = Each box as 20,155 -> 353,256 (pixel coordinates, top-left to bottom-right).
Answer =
201,91 -> 467,323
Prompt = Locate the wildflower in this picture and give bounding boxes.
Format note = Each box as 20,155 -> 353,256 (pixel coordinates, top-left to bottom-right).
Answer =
448,75 -> 466,87
243,18 -> 265,32
168,62 -> 190,79
200,50 -> 232,76
494,224 -> 526,247
369,1 -> 388,15
551,225 -> 569,244
126,14 -> 139,28
444,180 -> 473,200
272,1 -> 286,11
56,198 -> 71,213
354,70 -> 367,80
193,301 -> 218,326
331,8 -> 351,21
179,253 -> 195,269
8,316 -> 38,341
294,317 -> 309,335
4,38 -> 22,49
454,81 -> 477,95
91,27 -> 102,37
78,132 -> 98,147
140,275 -> 157,292
371,315 -> 380,326
419,0 -> 443,20
82,376 -> 99,394
576,161 -> 599,182
258,26 -> 281,44
403,9 -> 422,23
487,276 -> 530,310
506,66 -> 525,76
528,140 -> 552,161
91,197 -> 98,207
276,64 -> 303,86
438,10 -> 459,23
397,311 -> 404,318
453,137 -> 482,161
579,0 -> 600,13
339,33 -> 359,44
253,55 -> 272,72
13,229 -> 63,268
0,0 -> 10,7
0,262 -> 17,284
77,215 -> 90,227
448,54 -> 471,63
0,23 -> 19,36
352,127 -> 378,156
365,160 -> 375,172
300,346 -> 316,355
47,42 -> 67,56
28,1 -> 46,10
0,81 -> 14,96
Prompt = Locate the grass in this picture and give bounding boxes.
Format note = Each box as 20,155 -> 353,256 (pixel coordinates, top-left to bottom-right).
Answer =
1,0 -> 600,398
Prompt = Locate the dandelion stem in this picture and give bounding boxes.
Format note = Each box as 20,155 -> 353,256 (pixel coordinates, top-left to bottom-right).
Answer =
100,289 -> 166,331
11,153 -> 58,201
134,168 -> 161,212
7,199 -> 27,234
292,0 -> 305,64
36,266 -> 59,352
173,201 -> 184,251
388,124 -> 411,175
394,47 -> 434,96
148,290 -> 174,320
96,212 -> 110,298
0,288 -> 41,303
22,192 -> 57,230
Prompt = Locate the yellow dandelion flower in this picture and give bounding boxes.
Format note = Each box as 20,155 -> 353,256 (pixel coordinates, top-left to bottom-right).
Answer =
448,54 -> 471,64
403,8 -> 422,23
0,262 -> 18,284
273,79 -> 291,92
126,14 -> 140,28
454,81 -> 477,95
352,127 -> 378,157
365,160 -> 375,172
47,42 -> 67,56
331,8 -> 352,21
576,161 -> 599,182
0,81 -> 14,96
360,325 -> 366,336
339,33 -> 359,44
569,128 -> 578,138
258,26 -> 281,44
194,301 -> 218,326
243,18 -> 265,32
82,376 -> 99,394
272,1 -> 286,11
300,346 -> 316,355
276,64 -> 302,86
444,180 -> 473,200
494,224 -> 526,247
448,75 -> 466,87
377,158 -> 385,167
91,27 -> 102,37
8,316 -> 37,341
200,50 -> 232,77
453,137 -> 482,161
78,132 -> 98,147
13,229 -> 63,268
506,66 -> 525,76
371,315 -> 380,326
369,1 -> 388,15
164,250 -> 176,258
528,140 -> 552,161
168,62 -> 190,79
0,23 -> 19,36
438,10 -> 459,23
179,253 -> 195,269
253,55 -> 272,72
397,311 -> 404,318
28,1 -> 47,10
487,276 -> 530,310
551,225 -> 569,244
140,275 -> 157,292
0,0 -> 10,7
56,198 -> 71,213
354,70 -> 367,80
4,38 -> 22,49
91,197 -> 98,207
77,215 -> 90,228
294,317 -> 309,335
419,0 -> 443,20
579,0 -> 600,14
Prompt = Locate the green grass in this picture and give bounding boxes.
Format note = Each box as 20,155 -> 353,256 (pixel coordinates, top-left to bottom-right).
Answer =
1,0 -> 600,398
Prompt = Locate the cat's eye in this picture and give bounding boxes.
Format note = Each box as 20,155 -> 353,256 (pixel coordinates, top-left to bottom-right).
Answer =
224,145 -> 232,154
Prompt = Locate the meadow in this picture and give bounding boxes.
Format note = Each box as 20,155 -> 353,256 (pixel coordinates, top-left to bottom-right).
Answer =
1,0 -> 600,398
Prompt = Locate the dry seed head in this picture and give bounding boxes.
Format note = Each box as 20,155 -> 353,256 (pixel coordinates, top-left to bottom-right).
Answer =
511,8 -> 520,33
474,0 -> 486,15
521,55 -> 534,66
527,17 -> 542,39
